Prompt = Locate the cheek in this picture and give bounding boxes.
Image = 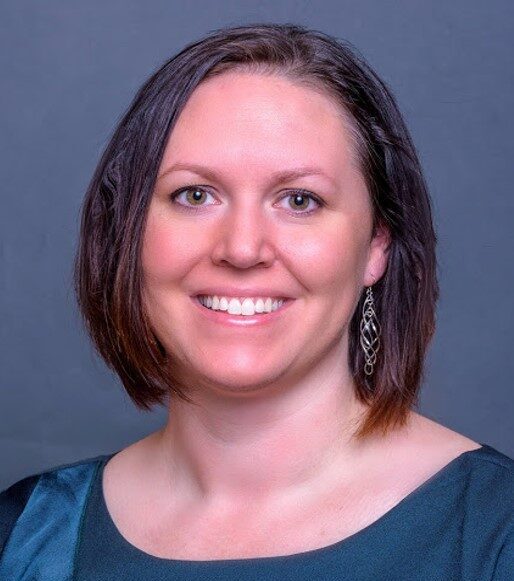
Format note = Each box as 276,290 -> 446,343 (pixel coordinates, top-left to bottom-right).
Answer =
283,220 -> 368,296
141,210 -> 199,281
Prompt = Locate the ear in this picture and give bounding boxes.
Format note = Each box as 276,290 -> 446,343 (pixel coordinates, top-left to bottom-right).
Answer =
363,222 -> 391,287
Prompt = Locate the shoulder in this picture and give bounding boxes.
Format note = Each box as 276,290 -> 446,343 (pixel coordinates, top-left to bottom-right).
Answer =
412,414 -> 514,504
0,472 -> 40,557
446,441 -> 514,575
473,448 -> 514,580
463,443 -> 514,519
1,452 -> 111,501
464,443 -> 514,490
0,453 -> 111,559
384,414 -> 514,533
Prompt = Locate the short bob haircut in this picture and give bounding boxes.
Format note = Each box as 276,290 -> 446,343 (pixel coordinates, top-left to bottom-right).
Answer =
74,23 -> 439,441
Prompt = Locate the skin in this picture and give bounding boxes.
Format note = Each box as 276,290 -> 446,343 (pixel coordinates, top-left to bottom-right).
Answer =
142,70 -> 390,489
103,72 -> 480,558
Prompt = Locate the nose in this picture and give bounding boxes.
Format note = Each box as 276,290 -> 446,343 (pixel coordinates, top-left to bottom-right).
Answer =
210,200 -> 276,270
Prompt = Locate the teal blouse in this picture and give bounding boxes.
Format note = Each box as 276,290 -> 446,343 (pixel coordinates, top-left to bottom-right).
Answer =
1,443 -> 513,580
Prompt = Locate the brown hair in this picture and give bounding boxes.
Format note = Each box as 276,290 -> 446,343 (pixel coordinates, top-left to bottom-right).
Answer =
74,23 -> 439,440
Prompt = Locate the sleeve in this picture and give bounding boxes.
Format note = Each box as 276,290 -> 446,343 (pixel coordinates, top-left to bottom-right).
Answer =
492,525 -> 514,580
0,475 -> 39,558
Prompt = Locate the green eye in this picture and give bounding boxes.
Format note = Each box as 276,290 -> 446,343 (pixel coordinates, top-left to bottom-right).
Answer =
282,190 -> 322,215
185,188 -> 208,205
289,193 -> 311,211
170,186 -> 214,207
170,185 -> 324,216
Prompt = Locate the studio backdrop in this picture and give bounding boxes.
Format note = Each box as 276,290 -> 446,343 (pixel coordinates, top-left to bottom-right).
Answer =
1,0 -> 513,489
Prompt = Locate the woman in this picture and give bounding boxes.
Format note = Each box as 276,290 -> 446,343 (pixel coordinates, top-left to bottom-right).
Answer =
1,23 -> 512,580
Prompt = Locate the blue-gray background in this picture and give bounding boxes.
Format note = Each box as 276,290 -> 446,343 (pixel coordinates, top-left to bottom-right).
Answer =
1,1 -> 513,489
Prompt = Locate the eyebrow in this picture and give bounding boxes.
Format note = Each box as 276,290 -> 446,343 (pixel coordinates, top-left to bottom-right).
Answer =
157,162 -> 336,187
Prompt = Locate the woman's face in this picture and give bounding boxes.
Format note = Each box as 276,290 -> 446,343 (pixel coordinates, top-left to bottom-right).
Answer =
142,72 -> 389,396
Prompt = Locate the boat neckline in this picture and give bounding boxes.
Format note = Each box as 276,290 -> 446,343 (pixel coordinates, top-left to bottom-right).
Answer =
95,442 -> 494,566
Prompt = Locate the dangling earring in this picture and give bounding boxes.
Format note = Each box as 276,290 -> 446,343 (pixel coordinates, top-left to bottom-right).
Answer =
360,285 -> 381,376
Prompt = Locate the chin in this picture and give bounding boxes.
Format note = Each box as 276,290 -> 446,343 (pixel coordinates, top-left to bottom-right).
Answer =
189,358 -> 291,396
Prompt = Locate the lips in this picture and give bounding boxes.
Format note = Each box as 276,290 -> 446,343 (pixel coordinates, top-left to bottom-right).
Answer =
191,294 -> 294,326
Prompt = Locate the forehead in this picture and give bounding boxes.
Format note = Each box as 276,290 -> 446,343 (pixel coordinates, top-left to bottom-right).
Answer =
160,72 -> 359,177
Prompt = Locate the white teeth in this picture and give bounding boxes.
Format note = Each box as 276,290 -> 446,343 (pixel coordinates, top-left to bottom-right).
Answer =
241,298 -> 255,315
198,295 -> 285,316
227,298 -> 242,315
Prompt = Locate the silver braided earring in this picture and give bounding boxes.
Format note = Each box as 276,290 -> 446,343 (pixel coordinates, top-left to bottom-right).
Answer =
360,286 -> 381,376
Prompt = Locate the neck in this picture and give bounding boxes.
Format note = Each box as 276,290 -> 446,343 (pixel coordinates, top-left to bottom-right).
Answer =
153,345 -> 375,506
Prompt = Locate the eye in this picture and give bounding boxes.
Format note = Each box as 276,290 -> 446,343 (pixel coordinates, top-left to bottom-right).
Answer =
279,190 -> 323,215
169,185 -> 323,215
169,186 -> 216,208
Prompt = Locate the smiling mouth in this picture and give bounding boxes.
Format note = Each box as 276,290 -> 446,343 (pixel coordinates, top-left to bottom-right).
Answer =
195,295 -> 289,316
